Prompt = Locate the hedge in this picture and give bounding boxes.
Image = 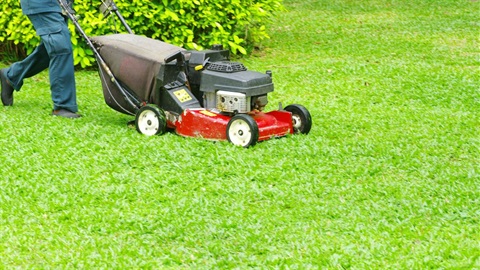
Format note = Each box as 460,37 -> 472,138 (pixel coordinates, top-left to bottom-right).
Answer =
0,0 -> 283,67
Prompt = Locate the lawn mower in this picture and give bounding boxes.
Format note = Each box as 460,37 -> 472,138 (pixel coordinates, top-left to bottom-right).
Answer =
59,0 -> 312,147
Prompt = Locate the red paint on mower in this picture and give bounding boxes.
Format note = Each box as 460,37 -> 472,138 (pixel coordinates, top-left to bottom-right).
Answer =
174,109 -> 293,142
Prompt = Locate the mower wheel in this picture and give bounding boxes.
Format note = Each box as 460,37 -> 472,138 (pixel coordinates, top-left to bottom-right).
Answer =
284,104 -> 312,134
135,104 -> 166,136
227,114 -> 259,147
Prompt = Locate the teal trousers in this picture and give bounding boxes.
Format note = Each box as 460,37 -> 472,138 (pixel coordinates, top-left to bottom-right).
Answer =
5,12 -> 78,112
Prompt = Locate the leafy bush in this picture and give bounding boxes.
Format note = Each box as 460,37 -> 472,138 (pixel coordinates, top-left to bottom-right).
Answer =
0,0 -> 283,67
0,0 -> 38,59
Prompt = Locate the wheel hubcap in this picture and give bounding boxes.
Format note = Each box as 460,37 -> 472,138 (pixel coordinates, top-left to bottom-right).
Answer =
292,115 -> 302,130
229,120 -> 251,146
139,110 -> 159,136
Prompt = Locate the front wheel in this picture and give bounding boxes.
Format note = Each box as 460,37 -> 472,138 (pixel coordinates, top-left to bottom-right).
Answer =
135,104 -> 166,136
226,114 -> 259,147
284,104 -> 312,134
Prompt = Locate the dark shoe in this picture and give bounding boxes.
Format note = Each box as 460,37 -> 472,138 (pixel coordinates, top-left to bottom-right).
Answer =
52,109 -> 82,118
1,69 -> 14,106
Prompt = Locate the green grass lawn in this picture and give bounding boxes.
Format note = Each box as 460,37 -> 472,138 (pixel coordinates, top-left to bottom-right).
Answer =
1,0 -> 479,268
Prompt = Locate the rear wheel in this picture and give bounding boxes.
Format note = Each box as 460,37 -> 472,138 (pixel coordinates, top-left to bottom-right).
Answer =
227,114 -> 259,147
284,104 -> 312,134
135,104 -> 166,136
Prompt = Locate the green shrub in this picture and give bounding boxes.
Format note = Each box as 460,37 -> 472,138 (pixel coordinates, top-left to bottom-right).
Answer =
0,0 -> 39,58
0,0 -> 283,68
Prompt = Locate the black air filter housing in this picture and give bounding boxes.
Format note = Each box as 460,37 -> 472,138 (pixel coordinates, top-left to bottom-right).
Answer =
206,62 -> 247,73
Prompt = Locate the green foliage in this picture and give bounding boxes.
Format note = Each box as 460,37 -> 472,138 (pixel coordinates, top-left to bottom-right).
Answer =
0,0 -> 39,56
0,0 -> 283,67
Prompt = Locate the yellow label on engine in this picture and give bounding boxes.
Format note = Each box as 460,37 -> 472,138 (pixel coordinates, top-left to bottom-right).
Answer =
173,89 -> 192,103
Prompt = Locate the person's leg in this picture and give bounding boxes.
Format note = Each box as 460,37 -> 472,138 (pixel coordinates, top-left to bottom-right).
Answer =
34,13 -> 78,112
28,12 -> 78,113
3,12 -> 78,113
4,43 -> 50,91
43,28 -> 78,113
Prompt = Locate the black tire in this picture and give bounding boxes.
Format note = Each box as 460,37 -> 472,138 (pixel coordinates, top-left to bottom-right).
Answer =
135,104 -> 166,136
226,114 -> 259,147
284,104 -> 312,134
